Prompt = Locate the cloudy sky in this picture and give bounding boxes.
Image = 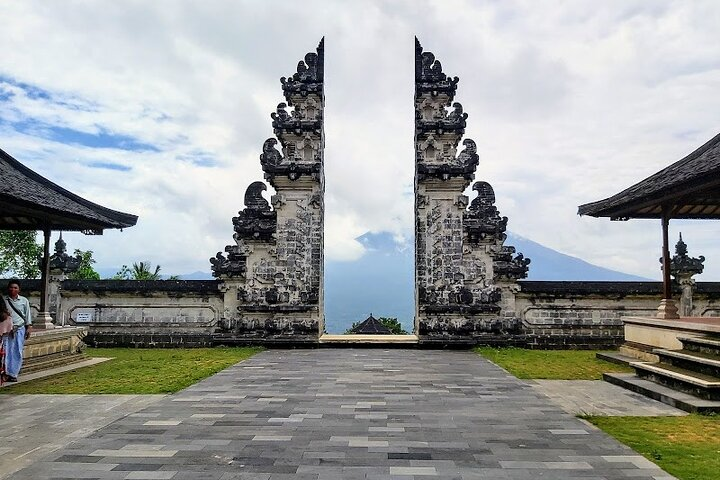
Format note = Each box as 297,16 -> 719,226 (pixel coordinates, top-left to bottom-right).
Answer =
1,0 -> 719,280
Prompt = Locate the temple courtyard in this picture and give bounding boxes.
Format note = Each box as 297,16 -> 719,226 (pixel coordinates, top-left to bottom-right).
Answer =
1,349 -> 682,480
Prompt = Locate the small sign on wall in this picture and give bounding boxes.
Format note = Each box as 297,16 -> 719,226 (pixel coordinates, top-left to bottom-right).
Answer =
75,312 -> 93,323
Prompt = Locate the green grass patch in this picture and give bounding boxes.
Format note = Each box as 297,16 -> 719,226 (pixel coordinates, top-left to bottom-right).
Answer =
476,347 -> 633,380
1,347 -> 263,394
585,415 -> 720,480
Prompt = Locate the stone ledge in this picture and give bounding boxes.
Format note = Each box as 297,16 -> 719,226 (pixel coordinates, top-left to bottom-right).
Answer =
86,332 -> 213,348
604,372 -> 720,413
1,357 -> 112,388
61,279 -> 221,294
320,334 -> 419,345
624,316 -> 720,333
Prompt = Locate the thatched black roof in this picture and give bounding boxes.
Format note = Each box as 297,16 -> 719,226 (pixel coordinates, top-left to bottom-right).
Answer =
350,315 -> 392,335
0,147 -> 137,232
578,132 -> 720,219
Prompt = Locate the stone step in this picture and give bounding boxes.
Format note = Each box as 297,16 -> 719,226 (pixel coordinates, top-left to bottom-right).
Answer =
631,361 -> 720,401
679,335 -> 720,357
618,343 -> 659,362
603,372 -> 720,414
22,352 -> 88,375
655,348 -> 720,378
319,334 -> 420,348
595,351 -> 637,366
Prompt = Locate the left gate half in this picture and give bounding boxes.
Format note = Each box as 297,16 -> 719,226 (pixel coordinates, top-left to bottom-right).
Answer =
211,39 -> 325,345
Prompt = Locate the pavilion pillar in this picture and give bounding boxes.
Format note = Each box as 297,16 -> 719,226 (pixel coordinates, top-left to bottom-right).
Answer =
657,211 -> 679,319
34,228 -> 55,329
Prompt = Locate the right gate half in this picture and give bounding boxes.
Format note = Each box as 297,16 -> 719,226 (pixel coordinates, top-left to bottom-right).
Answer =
414,38 -> 531,345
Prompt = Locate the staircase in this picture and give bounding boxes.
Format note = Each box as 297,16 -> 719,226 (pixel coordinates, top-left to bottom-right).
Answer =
22,351 -> 88,375
604,335 -> 720,413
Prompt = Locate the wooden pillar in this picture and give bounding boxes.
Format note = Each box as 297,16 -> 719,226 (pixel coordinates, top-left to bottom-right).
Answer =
661,213 -> 672,300
40,227 -> 51,312
657,210 -> 679,319
34,227 -> 55,329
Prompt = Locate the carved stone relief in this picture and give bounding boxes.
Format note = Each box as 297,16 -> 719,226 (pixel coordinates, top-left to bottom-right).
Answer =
211,39 -> 325,341
415,38 -> 529,340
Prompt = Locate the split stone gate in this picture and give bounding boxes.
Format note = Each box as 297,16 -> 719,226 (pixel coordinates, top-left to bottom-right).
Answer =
30,40 -> 716,349
208,38 -> 530,346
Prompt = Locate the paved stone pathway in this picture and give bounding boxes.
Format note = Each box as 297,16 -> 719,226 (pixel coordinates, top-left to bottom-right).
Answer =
0,394 -> 165,479
7,349 -> 675,479
528,380 -> 687,417
0,358 -> 112,390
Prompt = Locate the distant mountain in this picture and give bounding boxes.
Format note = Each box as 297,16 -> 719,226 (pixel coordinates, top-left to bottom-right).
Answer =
176,271 -> 214,280
507,233 -> 651,282
323,231 -> 650,333
94,231 -> 649,334
325,232 -> 415,334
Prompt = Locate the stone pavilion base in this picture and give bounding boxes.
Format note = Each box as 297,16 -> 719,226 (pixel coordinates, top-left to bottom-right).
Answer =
22,325 -> 89,375
621,316 -> 720,359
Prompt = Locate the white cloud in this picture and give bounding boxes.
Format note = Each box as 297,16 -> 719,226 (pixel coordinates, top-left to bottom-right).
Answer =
0,0 -> 719,280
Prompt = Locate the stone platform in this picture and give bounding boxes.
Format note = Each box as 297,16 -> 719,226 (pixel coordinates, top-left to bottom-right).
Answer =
623,316 -> 720,351
22,326 -> 89,374
319,334 -> 419,347
6,349 -> 675,479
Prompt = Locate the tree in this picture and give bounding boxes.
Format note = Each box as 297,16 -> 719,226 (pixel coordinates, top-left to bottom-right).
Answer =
111,265 -> 131,280
344,316 -> 409,335
378,317 -> 408,335
113,261 -> 162,280
0,230 -> 42,278
68,249 -> 100,280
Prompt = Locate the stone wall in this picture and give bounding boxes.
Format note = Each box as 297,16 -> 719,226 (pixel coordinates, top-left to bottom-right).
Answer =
59,280 -> 222,347
514,281 -> 664,349
9,278 -> 720,348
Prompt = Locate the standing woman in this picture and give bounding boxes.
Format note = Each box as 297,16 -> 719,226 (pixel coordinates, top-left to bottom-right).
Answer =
2,279 -> 32,382
0,299 -> 11,384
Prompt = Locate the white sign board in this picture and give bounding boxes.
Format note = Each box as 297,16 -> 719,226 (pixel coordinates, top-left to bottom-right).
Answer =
75,312 -> 93,323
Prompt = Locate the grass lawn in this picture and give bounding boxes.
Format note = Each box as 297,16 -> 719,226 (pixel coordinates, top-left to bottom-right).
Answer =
586,415 -> 720,480
1,347 -> 263,394
476,347 -> 634,380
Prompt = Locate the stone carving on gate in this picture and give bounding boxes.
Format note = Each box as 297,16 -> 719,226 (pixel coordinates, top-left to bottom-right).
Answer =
666,233 -> 705,317
414,38 -> 529,341
210,38 -> 528,344
49,235 -> 82,274
211,39 -> 325,343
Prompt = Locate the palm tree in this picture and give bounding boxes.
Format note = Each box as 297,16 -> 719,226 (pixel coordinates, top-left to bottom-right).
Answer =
131,261 -> 162,280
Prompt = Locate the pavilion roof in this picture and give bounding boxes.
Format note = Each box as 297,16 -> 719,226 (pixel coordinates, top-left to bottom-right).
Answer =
577,132 -> 720,219
351,315 -> 392,335
0,147 -> 138,232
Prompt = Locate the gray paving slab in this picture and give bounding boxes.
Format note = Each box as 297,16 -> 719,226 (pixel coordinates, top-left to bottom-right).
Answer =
0,394 -> 166,479
528,380 -> 688,416
5,349 -> 676,479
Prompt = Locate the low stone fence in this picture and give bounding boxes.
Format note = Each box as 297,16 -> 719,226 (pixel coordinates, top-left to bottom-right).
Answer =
516,281 -> 661,348
59,280 -> 222,347
8,278 -> 720,349
515,281 -> 720,348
